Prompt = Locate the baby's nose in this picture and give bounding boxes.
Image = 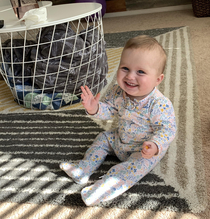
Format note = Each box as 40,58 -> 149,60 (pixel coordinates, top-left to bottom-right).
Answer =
126,71 -> 136,79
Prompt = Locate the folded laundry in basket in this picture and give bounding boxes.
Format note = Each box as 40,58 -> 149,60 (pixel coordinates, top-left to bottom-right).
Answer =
2,39 -> 36,85
14,84 -> 80,110
30,24 -> 108,95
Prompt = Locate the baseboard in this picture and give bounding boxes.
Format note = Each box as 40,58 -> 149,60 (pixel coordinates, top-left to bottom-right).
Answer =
103,4 -> 192,18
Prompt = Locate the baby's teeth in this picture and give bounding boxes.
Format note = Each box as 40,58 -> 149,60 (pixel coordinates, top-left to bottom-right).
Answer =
127,82 -> 135,86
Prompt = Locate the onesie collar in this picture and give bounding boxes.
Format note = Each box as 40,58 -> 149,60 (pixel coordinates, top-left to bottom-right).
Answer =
123,88 -> 156,110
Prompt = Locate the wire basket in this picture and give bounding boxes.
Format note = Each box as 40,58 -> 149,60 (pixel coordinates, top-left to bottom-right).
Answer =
192,0 -> 210,17
0,4 -> 108,110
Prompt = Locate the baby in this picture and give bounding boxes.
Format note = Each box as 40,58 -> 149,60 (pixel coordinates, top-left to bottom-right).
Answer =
60,35 -> 177,206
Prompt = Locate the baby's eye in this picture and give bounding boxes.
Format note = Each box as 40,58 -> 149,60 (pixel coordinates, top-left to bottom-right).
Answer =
122,67 -> 129,71
137,70 -> 145,74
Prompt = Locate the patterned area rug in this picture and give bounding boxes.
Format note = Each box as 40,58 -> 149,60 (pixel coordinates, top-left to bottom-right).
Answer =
0,27 -> 207,213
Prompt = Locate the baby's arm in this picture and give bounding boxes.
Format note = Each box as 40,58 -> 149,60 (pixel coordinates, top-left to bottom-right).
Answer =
149,98 -> 177,156
81,86 -> 100,115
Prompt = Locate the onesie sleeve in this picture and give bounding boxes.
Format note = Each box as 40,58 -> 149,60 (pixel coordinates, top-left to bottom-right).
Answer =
149,97 -> 177,155
90,84 -> 119,120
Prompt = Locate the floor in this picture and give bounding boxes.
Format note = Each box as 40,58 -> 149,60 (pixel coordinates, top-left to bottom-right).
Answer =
0,8 -> 210,219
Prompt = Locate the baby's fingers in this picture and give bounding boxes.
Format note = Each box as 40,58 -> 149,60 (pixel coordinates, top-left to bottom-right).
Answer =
81,86 -> 88,96
141,149 -> 147,156
82,85 -> 93,97
95,93 -> 100,102
142,153 -> 153,159
84,86 -> 93,96
141,149 -> 152,157
81,93 -> 86,101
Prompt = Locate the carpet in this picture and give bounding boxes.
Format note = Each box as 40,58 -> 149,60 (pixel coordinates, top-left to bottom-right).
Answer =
0,26 -> 207,213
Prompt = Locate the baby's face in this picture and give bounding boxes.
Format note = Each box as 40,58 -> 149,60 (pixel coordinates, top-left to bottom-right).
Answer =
117,48 -> 164,100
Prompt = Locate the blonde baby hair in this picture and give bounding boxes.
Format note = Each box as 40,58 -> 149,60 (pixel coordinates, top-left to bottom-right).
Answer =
123,35 -> 167,74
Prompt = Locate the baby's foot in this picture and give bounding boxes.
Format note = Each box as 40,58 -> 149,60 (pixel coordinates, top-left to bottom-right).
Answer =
81,179 -> 110,206
81,177 -> 128,206
60,162 -> 89,185
81,183 -> 102,206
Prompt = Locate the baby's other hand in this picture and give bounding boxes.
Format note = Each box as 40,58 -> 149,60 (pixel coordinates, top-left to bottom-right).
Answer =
141,141 -> 158,159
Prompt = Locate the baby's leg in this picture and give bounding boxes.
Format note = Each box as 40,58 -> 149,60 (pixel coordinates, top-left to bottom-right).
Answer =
60,131 -> 113,184
81,152 -> 160,205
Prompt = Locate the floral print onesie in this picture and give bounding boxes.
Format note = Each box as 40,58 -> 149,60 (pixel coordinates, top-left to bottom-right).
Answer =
60,84 -> 176,206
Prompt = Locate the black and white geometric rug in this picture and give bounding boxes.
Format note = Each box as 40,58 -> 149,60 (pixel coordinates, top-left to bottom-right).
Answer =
0,110 -> 189,211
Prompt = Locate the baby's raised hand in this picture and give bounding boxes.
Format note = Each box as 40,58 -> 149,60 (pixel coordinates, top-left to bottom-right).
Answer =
141,141 -> 158,159
81,85 -> 100,115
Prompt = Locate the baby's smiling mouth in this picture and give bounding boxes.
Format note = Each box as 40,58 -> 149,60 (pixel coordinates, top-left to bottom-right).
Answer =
125,81 -> 137,87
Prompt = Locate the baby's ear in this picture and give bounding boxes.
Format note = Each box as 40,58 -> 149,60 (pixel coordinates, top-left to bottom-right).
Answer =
156,74 -> 164,85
